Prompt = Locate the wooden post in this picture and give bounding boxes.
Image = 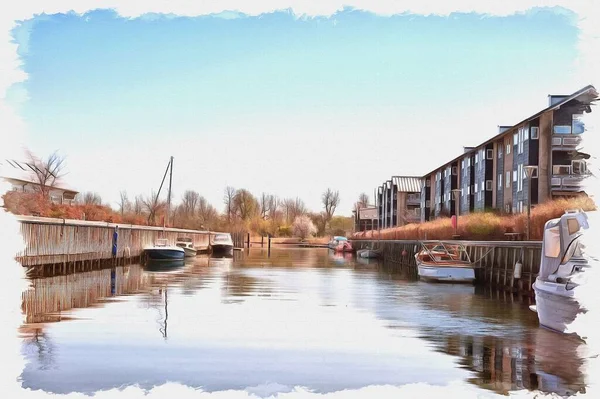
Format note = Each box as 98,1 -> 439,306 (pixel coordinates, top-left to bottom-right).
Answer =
261,235 -> 264,247
268,235 -> 271,257
247,233 -> 250,248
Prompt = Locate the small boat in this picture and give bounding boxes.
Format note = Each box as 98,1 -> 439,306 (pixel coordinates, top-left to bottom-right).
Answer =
328,236 -> 348,250
175,237 -> 197,257
532,209 -> 593,334
357,247 -> 381,259
414,241 -> 475,283
333,241 -> 353,253
144,238 -> 185,261
211,233 -> 234,255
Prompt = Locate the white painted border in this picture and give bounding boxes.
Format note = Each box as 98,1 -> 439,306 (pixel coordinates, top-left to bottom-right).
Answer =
1,1 -> 598,398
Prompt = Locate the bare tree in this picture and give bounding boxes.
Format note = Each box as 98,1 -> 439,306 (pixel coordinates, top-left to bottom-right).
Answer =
80,191 -> 102,205
233,189 -> 258,221
118,190 -> 130,216
143,190 -> 166,225
358,193 -> 369,209
259,193 -> 277,220
181,190 -> 200,218
25,150 -> 66,197
322,188 -> 340,226
197,196 -> 218,228
133,195 -> 144,215
282,197 -> 307,224
223,186 -> 236,224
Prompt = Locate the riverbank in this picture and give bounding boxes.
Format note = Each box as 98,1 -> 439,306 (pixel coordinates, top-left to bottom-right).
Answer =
353,196 -> 595,241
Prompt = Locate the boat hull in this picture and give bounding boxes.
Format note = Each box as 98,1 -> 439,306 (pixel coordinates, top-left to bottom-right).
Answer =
533,279 -> 581,333
212,244 -> 233,255
417,263 -> 475,283
145,248 -> 185,261
182,247 -> 197,257
357,249 -> 380,259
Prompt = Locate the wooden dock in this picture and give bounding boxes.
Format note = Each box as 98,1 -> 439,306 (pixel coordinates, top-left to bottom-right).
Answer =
14,215 -> 231,269
351,239 -> 542,296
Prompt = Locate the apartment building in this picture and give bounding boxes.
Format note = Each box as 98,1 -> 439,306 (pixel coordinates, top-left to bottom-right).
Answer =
376,176 -> 422,228
418,84 -> 597,222
369,84 -> 597,226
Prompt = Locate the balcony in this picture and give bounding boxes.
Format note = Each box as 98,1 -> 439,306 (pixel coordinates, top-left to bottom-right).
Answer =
407,193 -> 421,205
551,174 -> 590,192
404,208 -> 421,222
552,134 -> 582,149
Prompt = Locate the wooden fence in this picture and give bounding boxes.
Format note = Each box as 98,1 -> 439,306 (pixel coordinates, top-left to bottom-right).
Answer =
14,215 -> 228,267
351,239 -> 542,295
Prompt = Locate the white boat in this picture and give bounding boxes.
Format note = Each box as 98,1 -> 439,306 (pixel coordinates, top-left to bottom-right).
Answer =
144,238 -> 185,261
175,237 -> 197,257
532,209 -> 592,334
414,241 -> 475,283
211,233 -> 234,255
356,248 -> 381,259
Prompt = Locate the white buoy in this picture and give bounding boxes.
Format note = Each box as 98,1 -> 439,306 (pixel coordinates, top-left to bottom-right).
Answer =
514,260 -> 522,279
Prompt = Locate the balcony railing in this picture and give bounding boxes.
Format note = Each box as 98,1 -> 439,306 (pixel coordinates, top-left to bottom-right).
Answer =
551,174 -> 590,191
407,193 -> 421,204
404,208 -> 422,221
552,134 -> 582,149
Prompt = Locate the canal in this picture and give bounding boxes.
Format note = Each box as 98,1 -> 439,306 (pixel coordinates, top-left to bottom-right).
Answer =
18,248 -> 588,396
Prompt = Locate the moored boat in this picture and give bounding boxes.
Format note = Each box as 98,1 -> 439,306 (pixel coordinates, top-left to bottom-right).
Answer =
356,248 -> 381,259
144,238 -> 185,261
333,240 -> 353,253
211,233 -> 234,255
532,209 -> 593,334
175,237 -> 197,257
327,236 -> 348,250
415,241 -> 475,283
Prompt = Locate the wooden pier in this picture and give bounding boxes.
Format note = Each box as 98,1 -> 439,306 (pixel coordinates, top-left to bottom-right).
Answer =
351,239 -> 542,296
14,215 -> 230,269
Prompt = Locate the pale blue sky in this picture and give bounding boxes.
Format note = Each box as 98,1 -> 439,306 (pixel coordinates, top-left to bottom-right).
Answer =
7,7 -> 582,214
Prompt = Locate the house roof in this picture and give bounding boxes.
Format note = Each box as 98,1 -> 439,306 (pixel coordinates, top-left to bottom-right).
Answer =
0,159 -> 79,193
392,176 -> 422,193
422,84 -> 598,177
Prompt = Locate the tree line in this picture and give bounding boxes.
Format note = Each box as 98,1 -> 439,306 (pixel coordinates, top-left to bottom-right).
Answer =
2,150 -> 362,238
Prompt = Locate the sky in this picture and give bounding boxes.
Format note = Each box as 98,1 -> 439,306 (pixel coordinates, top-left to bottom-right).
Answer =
5,6 -> 584,214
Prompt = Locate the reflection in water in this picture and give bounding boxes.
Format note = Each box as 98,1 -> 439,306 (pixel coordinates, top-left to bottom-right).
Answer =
18,248 -> 588,396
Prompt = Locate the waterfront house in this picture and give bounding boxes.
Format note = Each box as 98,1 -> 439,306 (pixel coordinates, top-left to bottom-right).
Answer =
352,205 -> 378,232
0,158 -> 79,205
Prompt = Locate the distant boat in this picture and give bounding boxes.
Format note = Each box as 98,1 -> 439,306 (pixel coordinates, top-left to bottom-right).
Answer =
333,241 -> 353,253
175,237 -> 197,257
328,236 -> 348,250
211,233 -> 234,255
532,209 -> 593,334
414,241 -> 475,283
144,238 -> 185,261
357,247 -> 381,259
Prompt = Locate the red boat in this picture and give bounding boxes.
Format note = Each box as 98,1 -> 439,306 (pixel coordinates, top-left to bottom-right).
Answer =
333,241 -> 353,253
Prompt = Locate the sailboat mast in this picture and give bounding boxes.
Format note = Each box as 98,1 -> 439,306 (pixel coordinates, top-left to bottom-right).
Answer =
166,156 -> 173,227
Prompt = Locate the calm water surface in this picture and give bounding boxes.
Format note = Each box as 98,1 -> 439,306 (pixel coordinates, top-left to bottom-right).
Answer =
19,248 -> 588,396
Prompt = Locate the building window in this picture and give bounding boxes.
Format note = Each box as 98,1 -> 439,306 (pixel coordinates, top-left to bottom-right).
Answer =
518,164 -> 524,192
514,133 -> 518,145
553,165 -> 571,175
474,184 -> 478,193
498,173 -> 503,189
572,114 -> 585,134
498,147 -> 503,158
531,126 -> 539,139
461,160 -> 465,169
467,186 -> 471,195
486,180 -> 493,191
467,158 -> 471,167
513,170 -> 517,182
506,171 -> 511,188
481,181 -> 485,191
506,144 -> 511,155
572,160 -> 586,175
554,125 -> 572,134
529,165 -> 539,178
475,154 -> 478,164
505,204 -> 511,213
452,166 -> 457,175
486,149 -> 493,159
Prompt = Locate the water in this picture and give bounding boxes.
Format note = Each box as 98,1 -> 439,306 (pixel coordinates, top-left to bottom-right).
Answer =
18,248 -> 588,396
